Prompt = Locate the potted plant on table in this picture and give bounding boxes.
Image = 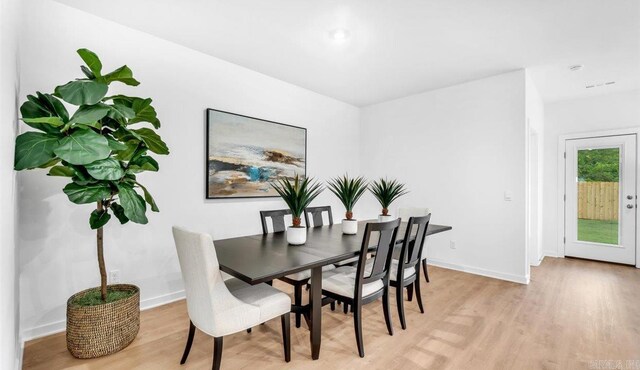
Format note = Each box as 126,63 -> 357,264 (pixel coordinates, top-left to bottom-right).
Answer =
327,174 -> 368,235
271,174 -> 323,245
370,178 -> 409,222
13,48 -> 168,358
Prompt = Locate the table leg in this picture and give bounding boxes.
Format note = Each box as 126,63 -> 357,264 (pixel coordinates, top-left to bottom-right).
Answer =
310,266 -> 322,360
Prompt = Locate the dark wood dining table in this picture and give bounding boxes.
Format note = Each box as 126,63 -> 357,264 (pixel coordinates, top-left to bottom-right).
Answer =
214,220 -> 452,360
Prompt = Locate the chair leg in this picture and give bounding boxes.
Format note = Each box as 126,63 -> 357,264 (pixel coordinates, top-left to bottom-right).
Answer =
396,285 -> 407,330
330,301 -> 336,311
414,280 -> 424,314
407,284 -> 414,302
281,313 -> 291,362
343,302 -> 349,314
246,328 -> 252,333
422,259 -> 430,283
294,284 -> 303,328
382,288 -> 394,336
180,320 -> 196,365
212,337 -> 223,370
353,301 -> 365,358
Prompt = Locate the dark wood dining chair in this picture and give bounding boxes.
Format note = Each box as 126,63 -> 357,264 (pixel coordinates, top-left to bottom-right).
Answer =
398,207 -> 431,283
321,219 -> 401,357
388,214 -> 431,330
259,209 -> 335,328
303,206 -> 333,228
259,209 -> 292,234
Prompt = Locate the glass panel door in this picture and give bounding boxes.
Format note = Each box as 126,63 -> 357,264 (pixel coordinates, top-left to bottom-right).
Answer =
565,135 -> 636,265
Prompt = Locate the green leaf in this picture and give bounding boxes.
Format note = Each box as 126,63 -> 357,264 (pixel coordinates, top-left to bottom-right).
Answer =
80,65 -> 95,80
106,137 -> 128,151
132,128 -> 169,155
68,104 -> 110,125
77,49 -> 103,77
89,209 -> 111,229
20,99 -> 49,119
20,93 -> 69,132
37,92 -> 70,122
22,116 -> 65,134
136,182 -> 159,212
55,80 -> 108,105
113,141 -> 140,161
111,96 -> 160,128
110,202 -> 129,224
23,116 -> 64,126
109,103 -> 135,120
128,155 -> 159,172
48,165 -> 75,177
54,129 -> 111,165
37,158 -> 60,169
63,182 -> 111,204
116,183 -> 148,224
70,165 -> 96,185
85,158 -> 125,180
103,65 -> 140,86
14,132 -> 60,170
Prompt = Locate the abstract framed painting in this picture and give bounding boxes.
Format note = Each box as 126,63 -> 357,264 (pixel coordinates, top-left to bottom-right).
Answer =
206,108 -> 307,199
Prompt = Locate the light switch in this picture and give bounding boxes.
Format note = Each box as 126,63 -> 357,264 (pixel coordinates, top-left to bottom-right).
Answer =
504,191 -> 513,201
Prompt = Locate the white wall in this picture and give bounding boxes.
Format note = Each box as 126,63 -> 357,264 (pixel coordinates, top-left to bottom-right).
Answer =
0,0 -> 21,367
359,70 -> 529,283
542,89 -> 640,258
525,72 -> 545,267
18,0 -> 360,340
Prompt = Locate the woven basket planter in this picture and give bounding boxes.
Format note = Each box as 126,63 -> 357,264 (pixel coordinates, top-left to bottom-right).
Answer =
66,284 -> 140,359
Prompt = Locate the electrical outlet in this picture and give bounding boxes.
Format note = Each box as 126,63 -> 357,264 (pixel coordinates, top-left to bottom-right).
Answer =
109,270 -> 120,284
450,240 -> 456,249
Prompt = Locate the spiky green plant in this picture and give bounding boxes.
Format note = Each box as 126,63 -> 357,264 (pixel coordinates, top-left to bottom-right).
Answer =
271,175 -> 323,227
369,178 -> 408,216
326,174 -> 368,220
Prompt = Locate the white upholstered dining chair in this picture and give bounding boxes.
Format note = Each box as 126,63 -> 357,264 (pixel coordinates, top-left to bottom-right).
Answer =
172,226 -> 291,370
398,207 -> 431,283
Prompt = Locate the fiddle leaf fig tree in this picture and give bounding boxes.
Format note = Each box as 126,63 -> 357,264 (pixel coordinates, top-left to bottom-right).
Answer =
14,48 -> 169,302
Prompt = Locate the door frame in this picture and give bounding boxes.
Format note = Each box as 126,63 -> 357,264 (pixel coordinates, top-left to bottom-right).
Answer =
557,127 -> 640,268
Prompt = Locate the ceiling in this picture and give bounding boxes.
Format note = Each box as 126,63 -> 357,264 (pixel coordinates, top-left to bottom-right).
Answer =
56,0 -> 639,106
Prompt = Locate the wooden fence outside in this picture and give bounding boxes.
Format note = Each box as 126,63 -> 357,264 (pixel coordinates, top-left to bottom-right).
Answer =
578,181 -> 619,221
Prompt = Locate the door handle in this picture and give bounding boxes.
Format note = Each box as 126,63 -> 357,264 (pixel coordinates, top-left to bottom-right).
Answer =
626,204 -> 635,209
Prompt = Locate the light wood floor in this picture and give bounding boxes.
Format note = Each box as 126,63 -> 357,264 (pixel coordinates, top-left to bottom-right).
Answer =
23,257 -> 640,370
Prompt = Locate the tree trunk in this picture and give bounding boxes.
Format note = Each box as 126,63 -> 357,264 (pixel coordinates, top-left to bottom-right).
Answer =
292,217 -> 302,227
382,208 -> 389,216
97,201 -> 108,302
345,211 -> 353,220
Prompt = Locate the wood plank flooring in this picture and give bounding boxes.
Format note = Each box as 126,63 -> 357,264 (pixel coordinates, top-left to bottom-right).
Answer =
23,257 -> 640,369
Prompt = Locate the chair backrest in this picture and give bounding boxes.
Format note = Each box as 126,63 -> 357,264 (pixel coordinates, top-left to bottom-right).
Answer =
354,219 -> 401,297
259,209 -> 292,234
396,214 -> 431,281
398,207 -> 430,220
172,226 -> 256,335
304,206 -> 333,228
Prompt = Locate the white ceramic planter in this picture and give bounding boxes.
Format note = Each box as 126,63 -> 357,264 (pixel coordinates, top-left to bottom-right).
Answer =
286,226 -> 307,245
378,215 -> 395,222
342,219 -> 358,235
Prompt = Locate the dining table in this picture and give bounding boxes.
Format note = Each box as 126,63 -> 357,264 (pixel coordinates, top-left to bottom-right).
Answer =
214,220 -> 452,360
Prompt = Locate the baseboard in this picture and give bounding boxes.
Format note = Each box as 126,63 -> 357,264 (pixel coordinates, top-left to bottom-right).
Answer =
20,289 -> 186,343
543,250 -> 560,258
427,258 -> 529,284
530,254 -> 545,267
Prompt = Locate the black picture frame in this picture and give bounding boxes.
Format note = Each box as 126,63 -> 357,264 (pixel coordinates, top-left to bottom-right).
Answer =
205,108 -> 307,199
